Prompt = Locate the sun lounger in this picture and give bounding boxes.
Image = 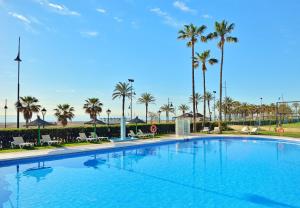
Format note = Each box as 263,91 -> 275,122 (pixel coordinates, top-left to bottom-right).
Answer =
11,137 -> 34,148
77,133 -> 98,142
128,130 -> 138,137
137,129 -> 154,137
41,135 -> 60,145
250,128 -> 258,135
202,127 -> 210,133
241,127 -> 250,134
213,127 -> 220,134
90,132 -> 109,141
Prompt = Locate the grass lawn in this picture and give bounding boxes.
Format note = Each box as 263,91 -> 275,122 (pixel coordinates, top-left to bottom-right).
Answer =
221,130 -> 300,139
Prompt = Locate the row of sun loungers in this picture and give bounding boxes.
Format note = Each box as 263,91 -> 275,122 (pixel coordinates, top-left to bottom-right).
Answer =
201,127 -> 221,134
241,127 -> 258,134
128,129 -> 154,138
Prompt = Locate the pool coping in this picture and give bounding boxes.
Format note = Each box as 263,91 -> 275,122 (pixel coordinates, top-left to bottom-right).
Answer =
0,134 -> 300,162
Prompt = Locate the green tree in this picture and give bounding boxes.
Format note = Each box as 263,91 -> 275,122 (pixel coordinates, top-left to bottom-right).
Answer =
189,92 -> 202,113
160,104 -> 174,123
205,92 -> 214,121
194,50 -> 218,127
17,96 -> 41,128
138,93 -> 156,123
207,20 -> 238,130
178,23 -> 207,132
112,82 -> 132,117
83,98 -> 103,120
178,104 -> 190,114
54,104 -> 75,127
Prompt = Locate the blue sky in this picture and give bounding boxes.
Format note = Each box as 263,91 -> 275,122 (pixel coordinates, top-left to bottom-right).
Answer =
0,0 -> 300,121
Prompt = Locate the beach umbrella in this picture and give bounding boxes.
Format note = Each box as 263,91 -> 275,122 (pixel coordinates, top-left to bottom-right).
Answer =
128,116 -> 145,133
27,116 -> 55,145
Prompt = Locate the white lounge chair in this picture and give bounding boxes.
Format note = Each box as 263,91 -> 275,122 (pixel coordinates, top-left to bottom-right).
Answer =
241,126 -> 250,134
77,133 -> 98,142
41,135 -> 60,145
202,127 -> 210,133
11,137 -> 34,148
213,127 -> 220,134
137,129 -> 154,137
250,128 -> 258,135
89,132 -> 109,141
128,130 -> 138,137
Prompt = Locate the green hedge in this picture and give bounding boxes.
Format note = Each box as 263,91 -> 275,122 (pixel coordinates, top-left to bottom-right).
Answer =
0,122 -> 225,148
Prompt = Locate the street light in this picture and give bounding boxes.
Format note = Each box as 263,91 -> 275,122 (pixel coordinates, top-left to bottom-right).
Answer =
4,99 -> 8,128
106,109 -> 111,126
213,91 -> 216,121
158,110 -> 161,123
41,108 -> 47,128
14,37 -> 22,128
128,79 -> 134,120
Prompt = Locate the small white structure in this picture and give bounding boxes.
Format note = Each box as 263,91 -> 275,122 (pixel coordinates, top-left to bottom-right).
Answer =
120,116 -> 126,140
175,118 -> 190,136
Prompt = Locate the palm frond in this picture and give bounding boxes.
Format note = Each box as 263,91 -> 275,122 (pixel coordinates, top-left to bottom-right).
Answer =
226,36 -> 238,43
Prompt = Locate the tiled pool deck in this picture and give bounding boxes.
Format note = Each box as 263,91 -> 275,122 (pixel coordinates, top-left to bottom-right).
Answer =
0,134 -> 299,162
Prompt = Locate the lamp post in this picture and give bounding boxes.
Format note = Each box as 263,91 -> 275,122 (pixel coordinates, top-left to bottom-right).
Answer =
128,79 -> 134,120
41,108 -> 47,128
259,97 -> 263,127
213,91 -> 216,121
14,37 -> 22,128
158,110 -> 161,123
106,109 -> 111,126
4,99 -> 8,128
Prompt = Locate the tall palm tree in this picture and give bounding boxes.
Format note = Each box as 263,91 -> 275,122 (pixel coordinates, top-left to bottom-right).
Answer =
178,104 -> 190,114
205,92 -> 214,121
207,20 -> 238,130
189,93 -> 202,113
194,50 -> 218,127
112,82 -> 132,117
54,104 -> 75,127
178,23 -> 207,132
292,103 -> 299,119
16,96 -> 41,128
83,98 -> 103,120
138,93 -> 155,123
160,104 -> 174,123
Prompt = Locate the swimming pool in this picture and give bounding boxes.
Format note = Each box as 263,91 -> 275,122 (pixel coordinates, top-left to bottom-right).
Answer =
1,136 -> 300,208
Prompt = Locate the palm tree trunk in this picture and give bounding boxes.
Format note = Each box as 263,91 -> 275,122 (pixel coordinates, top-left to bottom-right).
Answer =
145,104 -> 148,123
202,69 -> 206,128
219,43 -> 224,131
122,95 -> 125,117
208,100 -> 212,121
192,42 -> 196,132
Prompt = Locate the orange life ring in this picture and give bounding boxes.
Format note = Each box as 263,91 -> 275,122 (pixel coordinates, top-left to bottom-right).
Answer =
150,125 -> 157,133
277,128 -> 284,133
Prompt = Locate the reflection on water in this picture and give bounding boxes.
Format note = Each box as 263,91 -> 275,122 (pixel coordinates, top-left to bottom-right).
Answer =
0,176 -> 12,208
23,162 -> 53,182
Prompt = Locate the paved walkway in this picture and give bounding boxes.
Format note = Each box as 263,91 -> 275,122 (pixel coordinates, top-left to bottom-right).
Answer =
1,134 -> 299,162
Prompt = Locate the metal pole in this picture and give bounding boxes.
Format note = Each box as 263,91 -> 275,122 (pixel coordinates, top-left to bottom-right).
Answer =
4,99 -> 7,128
213,91 -> 216,121
15,37 -> 21,129
259,97 -> 262,127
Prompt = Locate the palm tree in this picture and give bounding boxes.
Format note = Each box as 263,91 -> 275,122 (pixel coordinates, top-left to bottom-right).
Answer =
205,92 -> 214,121
292,103 -> 299,119
138,93 -> 156,123
54,104 -> 75,127
83,98 -> 103,120
178,23 -> 207,132
189,93 -> 202,113
178,104 -> 190,114
112,82 -> 132,117
207,20 -> 238,130
194,50 -> 218,127
160,104 -> 174,123
16,96 -> 41,128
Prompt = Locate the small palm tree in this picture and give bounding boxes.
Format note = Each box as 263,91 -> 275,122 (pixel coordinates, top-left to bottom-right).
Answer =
112,82 -> 132,117
178,104 -> 190,114
178,23 -> 207,132
292,103 -> 299,118
194,50 -> 218,127
189,93 -> 202,113
205,92 -> 214,121
54,104 -> 75,127
83,98 -> 103,120
138,93 -> 155,123
207,20 -> 238,130
160,104 -> 174,123
17,96 -> 41,128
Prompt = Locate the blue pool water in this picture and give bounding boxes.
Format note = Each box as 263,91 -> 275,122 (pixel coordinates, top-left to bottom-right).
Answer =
1,137 -> 300,208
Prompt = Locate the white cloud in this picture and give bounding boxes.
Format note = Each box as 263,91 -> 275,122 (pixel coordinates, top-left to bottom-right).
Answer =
96,8 -> 106,14
8,12 -> 31,24
36,0 -> 80,16
150,8 -> 183,28
173,1 -> 196,14
202,14 -> 212,19
114,17 -> 123,23
80,31 -> 99,37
